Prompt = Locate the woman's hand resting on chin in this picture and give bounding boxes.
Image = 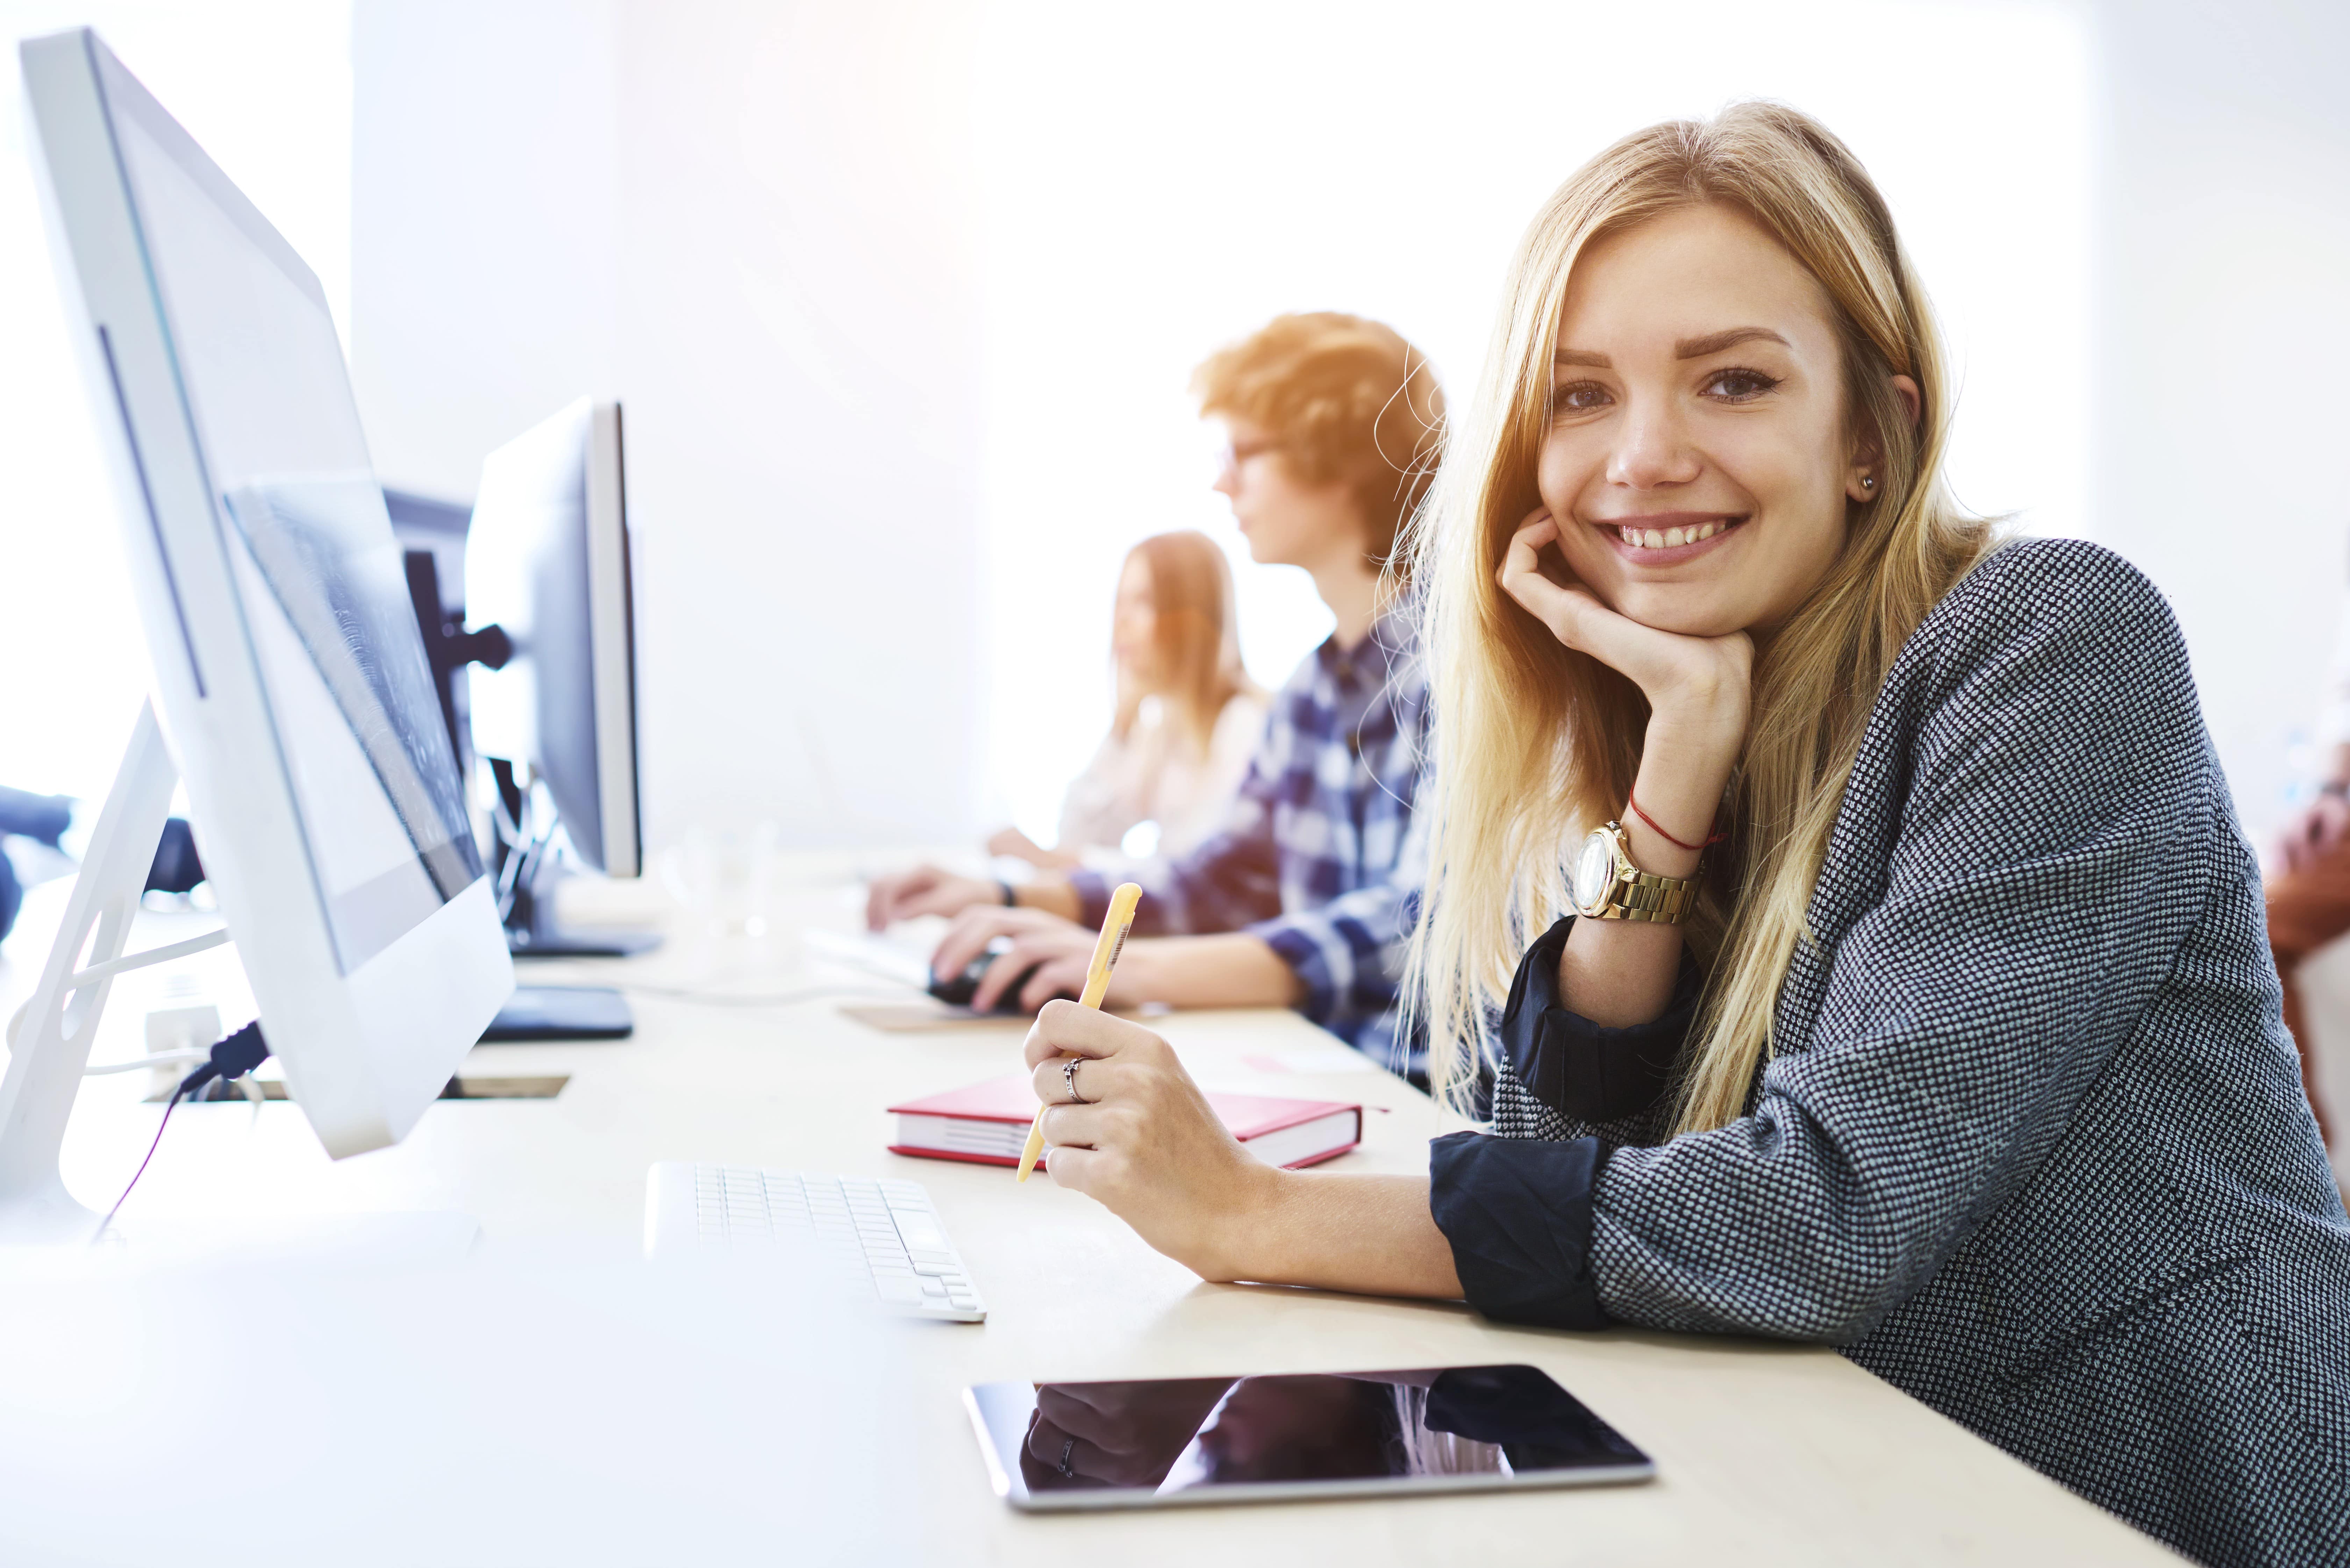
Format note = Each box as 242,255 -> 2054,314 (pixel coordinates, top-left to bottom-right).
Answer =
1022,1001 -> 1274,1282
1498,508 -> 1750,1028
1498,510 -> 1753,776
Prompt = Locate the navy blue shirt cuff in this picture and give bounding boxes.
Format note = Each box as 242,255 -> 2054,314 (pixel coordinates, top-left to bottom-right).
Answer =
1500,915 -> 1697,1124
1428,1131 -> 1610,1330
1253,921 -> 1334,1024
1066,869 -> 1111,930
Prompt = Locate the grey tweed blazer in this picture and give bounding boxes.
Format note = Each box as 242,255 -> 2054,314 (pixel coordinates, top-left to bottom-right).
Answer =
1482,539 -> 2350,1568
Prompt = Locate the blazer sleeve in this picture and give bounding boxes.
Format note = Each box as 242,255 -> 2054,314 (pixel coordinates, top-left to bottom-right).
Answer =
1586,547 -> 2223,1342
1499,915 -> 1699,1124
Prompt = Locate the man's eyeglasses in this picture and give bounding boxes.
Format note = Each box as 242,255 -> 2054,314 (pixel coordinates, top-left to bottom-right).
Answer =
1215,437 -> 1286,474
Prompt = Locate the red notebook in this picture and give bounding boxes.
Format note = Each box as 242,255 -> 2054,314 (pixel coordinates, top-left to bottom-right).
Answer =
887,1074 -> 1362,1170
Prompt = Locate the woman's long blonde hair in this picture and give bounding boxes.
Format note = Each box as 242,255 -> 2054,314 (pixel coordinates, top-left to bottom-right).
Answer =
1406,102 -> 1996,1132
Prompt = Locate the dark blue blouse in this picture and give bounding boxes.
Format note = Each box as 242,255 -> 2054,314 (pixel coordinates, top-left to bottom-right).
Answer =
1427,915 -> 1698,1330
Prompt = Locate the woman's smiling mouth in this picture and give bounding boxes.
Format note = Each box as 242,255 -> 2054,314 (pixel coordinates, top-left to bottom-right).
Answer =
1598,512 -> 1748,562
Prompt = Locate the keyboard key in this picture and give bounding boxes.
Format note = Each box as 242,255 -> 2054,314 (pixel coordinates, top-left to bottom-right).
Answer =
654,1164 -> 985,1323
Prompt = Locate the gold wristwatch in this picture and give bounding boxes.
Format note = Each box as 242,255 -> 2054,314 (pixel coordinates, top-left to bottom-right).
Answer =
1572,821 -> 1699,924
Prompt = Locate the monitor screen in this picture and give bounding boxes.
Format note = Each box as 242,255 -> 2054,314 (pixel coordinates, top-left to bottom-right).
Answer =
110,87 -> 480,971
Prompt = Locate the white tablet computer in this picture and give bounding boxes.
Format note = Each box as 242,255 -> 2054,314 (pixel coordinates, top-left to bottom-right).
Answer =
964,1364 -> 1654,1511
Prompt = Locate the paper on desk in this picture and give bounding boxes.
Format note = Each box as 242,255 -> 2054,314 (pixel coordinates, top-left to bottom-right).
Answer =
1242,1044 -> 1378,1076
839,1000 -> 1026,1032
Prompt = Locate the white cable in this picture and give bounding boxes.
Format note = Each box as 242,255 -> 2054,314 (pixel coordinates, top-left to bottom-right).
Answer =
82,1048 -> 210,1076
69,926 -> 231,986
616,982 -> 907,1008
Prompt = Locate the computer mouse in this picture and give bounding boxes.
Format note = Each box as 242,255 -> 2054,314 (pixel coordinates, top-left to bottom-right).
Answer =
927,941 -> 1070,1016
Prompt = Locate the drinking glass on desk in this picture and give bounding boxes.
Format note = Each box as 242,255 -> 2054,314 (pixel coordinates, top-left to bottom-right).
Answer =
657,822 -> 781,941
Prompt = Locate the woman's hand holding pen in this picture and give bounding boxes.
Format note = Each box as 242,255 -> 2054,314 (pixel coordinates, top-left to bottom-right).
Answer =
1018,1002 -> 1463,1297
1022,1001 -> 1272,1281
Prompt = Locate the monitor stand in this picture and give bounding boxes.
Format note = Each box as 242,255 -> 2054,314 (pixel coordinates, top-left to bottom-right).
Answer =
485,758 -> 662,960
0,703 -> 180,1245
502,866 -> 662,959
0,703 -> 476,1258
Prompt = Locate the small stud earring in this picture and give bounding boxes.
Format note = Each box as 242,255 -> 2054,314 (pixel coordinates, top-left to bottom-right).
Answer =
1862,476 -> 1875,490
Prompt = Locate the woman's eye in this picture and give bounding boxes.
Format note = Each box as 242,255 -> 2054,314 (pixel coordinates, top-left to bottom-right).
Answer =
1705,367 -> 1780,401
1551,380 -> 1613,415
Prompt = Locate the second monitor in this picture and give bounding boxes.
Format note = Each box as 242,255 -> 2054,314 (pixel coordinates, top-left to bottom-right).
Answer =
465,399 -> 654,958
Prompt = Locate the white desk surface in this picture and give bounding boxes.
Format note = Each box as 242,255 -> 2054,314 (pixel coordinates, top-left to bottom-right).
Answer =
0,872 -> 2184,1566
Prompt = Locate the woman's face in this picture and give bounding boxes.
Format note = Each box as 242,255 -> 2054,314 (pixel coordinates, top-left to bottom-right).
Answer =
1111,554 -> 1159,686
1537,203 -> 1903,638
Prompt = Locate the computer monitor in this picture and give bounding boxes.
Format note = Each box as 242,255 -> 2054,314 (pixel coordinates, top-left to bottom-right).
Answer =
9,30 -> 513,1185
462,400 -> 653,957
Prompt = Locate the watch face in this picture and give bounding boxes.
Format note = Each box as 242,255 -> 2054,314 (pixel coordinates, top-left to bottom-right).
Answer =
1573,829 -> 1617,914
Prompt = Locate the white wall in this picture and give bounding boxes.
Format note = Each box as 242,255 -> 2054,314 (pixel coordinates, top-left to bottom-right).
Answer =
352,0 -> 2093,852
346,0 -> 2350,857
973,0 -> 2092,839
2082,0 -> 2350,847
0,0 -> 351,801
350,0 -> 617,503
350,0 -> 986,851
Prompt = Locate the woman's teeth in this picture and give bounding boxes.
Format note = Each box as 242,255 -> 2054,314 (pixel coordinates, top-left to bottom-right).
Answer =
1617,520 -> 1726,549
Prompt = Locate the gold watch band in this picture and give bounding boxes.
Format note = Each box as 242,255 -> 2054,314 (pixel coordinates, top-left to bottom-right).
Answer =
1589,868 -> 1699,923
1581,820 -> 1700,925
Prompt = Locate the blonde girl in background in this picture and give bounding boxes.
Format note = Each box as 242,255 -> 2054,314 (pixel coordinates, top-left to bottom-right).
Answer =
990,530 -> 1267,871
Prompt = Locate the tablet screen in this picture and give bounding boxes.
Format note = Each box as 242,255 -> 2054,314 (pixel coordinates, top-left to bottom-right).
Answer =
964,1364 -> 1653,1511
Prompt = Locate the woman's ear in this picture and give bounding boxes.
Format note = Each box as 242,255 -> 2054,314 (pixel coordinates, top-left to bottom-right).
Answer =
1847,374 -> 1924,503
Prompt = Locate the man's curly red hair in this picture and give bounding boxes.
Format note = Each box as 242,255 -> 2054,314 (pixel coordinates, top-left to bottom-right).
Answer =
1193,312 -> 1445,571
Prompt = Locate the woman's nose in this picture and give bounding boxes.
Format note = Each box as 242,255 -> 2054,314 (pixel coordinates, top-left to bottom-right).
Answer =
1606,402 -> 1701,491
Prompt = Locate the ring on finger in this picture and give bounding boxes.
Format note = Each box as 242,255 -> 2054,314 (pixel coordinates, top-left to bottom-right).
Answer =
1062,1057 -> 1089,1105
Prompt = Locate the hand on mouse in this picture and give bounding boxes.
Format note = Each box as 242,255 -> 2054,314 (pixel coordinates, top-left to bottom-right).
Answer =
931,907 -> 1152,1014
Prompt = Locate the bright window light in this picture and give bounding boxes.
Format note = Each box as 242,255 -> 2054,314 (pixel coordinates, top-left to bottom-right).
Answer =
0,1 -> 352,801
973,0 -> 2089,842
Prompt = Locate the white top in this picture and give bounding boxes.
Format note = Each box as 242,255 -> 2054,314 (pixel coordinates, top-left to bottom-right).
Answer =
1055,690 -> 1268,862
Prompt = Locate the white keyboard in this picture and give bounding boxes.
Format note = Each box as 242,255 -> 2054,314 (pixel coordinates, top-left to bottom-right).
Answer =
644,1161 -> 986,1322
799,928 -> 933,989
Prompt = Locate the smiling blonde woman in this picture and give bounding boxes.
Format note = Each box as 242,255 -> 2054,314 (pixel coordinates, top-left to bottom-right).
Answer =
1011,104 -> 2350,1568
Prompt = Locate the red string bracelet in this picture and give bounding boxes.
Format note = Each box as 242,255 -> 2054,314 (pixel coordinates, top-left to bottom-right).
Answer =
1627,788 -> 1727,853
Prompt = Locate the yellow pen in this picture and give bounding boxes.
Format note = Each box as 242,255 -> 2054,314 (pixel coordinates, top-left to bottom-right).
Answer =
1016,880 -> 1141,1183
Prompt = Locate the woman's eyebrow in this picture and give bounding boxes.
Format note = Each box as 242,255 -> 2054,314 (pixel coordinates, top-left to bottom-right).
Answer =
1675,327 -> 1790,359
1553,348 -> 1611,368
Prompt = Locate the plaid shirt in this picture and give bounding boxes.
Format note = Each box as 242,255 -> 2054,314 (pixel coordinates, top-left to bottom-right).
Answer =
1069,612 -> 1429,1079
